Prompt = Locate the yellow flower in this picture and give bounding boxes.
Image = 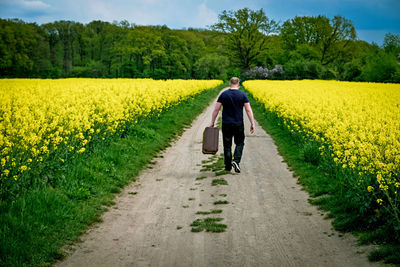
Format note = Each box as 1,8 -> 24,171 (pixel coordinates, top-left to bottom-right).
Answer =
19,165 -> 28,172
40,146 -> 49,154
379,184 -> 389,191
376,199 -> 383,205
377,173 -> 383,183
367,186 -> 374,192
244,80 -> 400,211
0,78 -> 219,182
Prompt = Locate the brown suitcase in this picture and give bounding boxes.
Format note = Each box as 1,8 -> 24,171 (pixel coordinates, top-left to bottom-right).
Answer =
202,127 -> 219,154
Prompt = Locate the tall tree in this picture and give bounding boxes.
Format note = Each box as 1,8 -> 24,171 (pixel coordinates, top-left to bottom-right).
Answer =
53,21 -> 77,75
211,8 -> 279,70
281,15 -> 356,65
383,33 -> 400,57
0,19 -> 38,76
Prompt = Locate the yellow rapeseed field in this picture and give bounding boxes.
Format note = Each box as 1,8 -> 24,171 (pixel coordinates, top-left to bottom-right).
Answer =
244,80 -> 400,220
0,78 -> 222,182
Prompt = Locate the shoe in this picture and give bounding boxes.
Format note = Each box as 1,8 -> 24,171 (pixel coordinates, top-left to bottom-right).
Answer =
224,167 -> 231,172
232,161 -> 240,173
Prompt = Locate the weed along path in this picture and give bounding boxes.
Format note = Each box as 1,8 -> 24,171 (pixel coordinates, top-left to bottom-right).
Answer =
57,92 -> 376,267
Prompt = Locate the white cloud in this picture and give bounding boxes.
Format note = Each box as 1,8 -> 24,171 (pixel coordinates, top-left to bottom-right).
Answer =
172,2 -> 218,28
136,0 -> 165,4
58,0 -> 168,25
84,0 -> 116,21
196,2 -> 218,27
0,0 -> 53,19
68,0 -> 217,29
21,0 -> 50,10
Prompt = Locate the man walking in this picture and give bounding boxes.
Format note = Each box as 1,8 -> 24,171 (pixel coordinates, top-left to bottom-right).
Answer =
210,77 -> 255,173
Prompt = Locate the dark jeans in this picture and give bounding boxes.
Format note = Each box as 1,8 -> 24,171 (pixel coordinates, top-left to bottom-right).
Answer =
222,123 -> 245,170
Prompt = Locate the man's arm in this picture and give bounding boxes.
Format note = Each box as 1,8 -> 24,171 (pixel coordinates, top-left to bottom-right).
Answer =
244,102 -> 255,134
210,102 -> 222,127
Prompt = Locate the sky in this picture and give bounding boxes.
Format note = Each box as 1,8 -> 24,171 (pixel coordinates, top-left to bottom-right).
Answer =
1,0 -> 399,45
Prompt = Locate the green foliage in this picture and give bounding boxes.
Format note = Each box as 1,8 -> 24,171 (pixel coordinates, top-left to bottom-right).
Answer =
301,142 -> 321,166
211,178 -> 228,186
368,245 -> 400,264
200,153 -> 225,173
290,44 -> 321,61
342,59 -> 362,81
0,19 -> 226,79
383,33 -> 400,55
0,13 -> 399,83
213,200 -> 229,205
190,217 -> 227,232
281,15 -> 356,65
283,59 -> 331,80
194,53 -> 229,80
0,19 -> 38,76
195,209 -> 223,215
359,47 -> 400,83
211,8 -> 279,69
70,61 -> 107,77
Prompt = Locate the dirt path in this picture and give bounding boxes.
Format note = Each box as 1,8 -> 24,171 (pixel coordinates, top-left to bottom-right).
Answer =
57,90 -> 378,267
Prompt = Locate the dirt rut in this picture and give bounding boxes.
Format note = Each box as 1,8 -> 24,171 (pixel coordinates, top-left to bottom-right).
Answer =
57,91 -> 377,267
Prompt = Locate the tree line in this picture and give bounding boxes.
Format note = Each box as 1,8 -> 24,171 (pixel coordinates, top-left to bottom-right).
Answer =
1,8 -> 399,82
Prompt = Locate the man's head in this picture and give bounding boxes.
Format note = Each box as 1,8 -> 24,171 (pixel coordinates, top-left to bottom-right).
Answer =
229,77 -> 240,88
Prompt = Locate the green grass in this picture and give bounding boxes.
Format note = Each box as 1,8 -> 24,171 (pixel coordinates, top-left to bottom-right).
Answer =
190,217 -> 227,232
0,83 -> 226,267
245,88 -> 400,264
196,209 -> 223,215
211,178 -> 228,186
215,170 -> 231,176
201,154 -> 218,164
201,153 -> 226,174
213,200 -> 229,205
195,176 -> 207,180
368,245 -> 400,264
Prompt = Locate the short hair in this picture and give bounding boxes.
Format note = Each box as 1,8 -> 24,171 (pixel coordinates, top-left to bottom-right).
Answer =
230,77 -> 240,86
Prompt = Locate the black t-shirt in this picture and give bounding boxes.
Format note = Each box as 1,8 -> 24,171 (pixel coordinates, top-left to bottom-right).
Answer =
217,89 -> 249,125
